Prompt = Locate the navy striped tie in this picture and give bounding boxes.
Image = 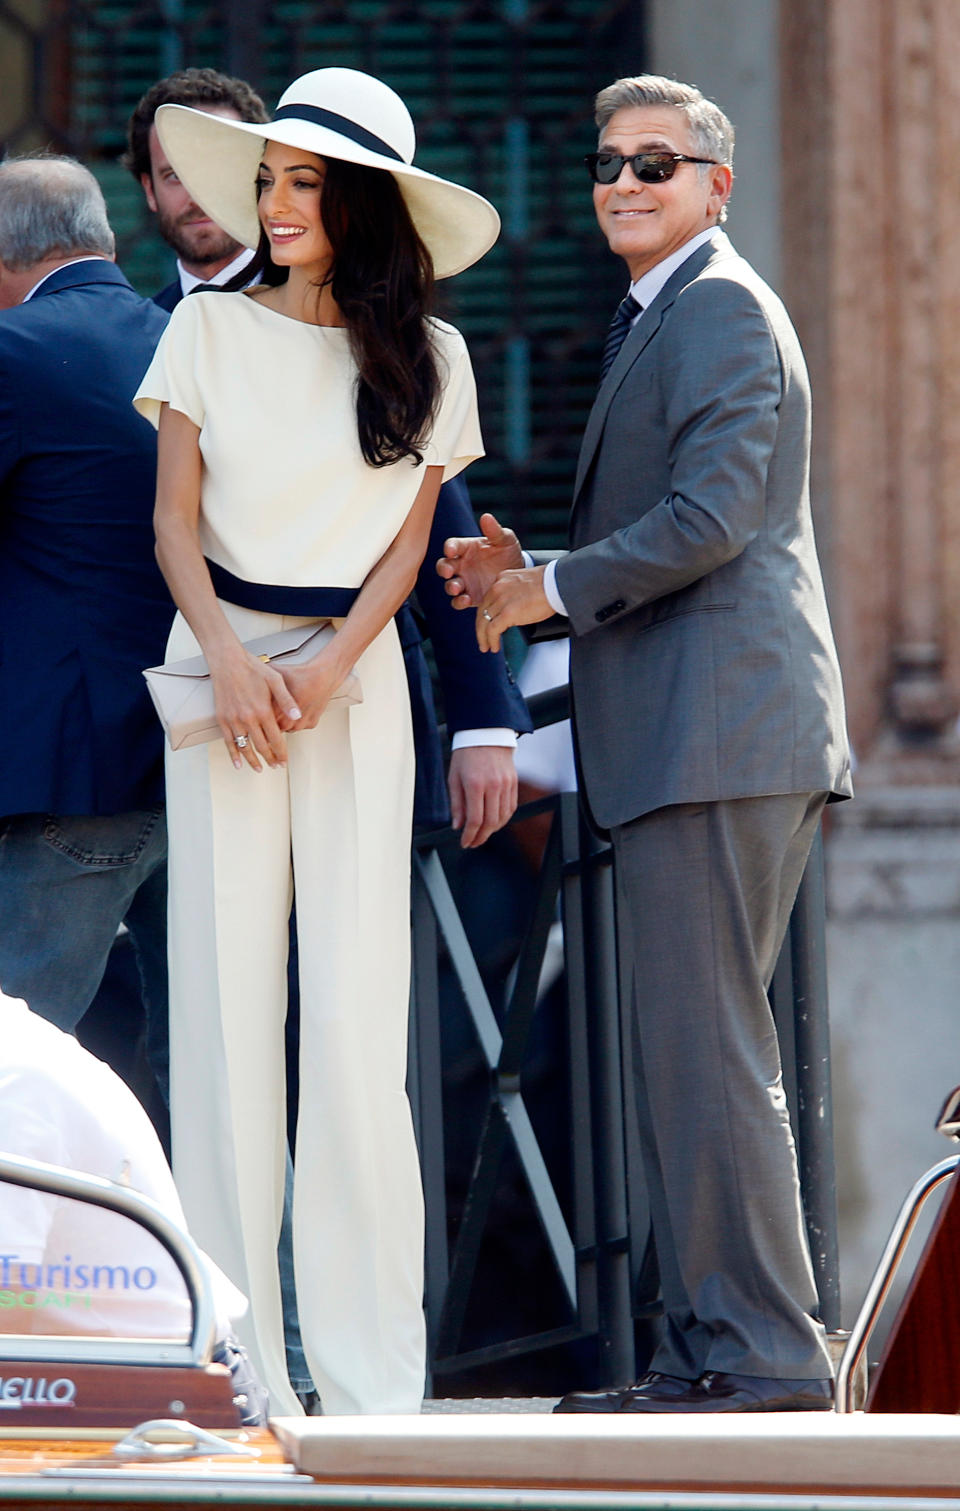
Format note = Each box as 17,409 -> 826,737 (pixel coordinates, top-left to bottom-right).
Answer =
600,293 -> 642,380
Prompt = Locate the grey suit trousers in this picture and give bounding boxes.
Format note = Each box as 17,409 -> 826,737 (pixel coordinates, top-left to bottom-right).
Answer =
611,792 -> 833,1381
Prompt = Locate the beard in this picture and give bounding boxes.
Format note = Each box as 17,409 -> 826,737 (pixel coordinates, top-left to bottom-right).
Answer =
156,203 -> 240,267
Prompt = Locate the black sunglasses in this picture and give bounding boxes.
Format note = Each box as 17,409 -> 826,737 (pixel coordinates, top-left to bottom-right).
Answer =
584,151 -> 717,185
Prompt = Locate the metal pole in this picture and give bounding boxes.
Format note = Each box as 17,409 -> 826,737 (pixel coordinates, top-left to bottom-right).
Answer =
558,792 -> 599,1341
580,818 -> 635,1386
789,829 -> 842,1331
410,848 -> 449,1387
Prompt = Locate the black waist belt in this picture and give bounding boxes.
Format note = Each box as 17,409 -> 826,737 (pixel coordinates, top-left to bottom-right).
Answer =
205,558 -> 360,618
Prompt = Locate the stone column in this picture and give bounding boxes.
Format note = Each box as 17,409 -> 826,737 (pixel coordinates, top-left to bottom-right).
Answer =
782,0 -> 960,780
781,0 -> 960,1330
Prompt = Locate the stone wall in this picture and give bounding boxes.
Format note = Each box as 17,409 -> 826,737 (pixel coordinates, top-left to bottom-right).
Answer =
827,792 -> 960,1323
782,0 -> 960,1327
648,0 -> 960,1333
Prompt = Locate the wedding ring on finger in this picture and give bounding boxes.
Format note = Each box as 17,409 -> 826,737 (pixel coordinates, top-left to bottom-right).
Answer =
482,609 -> 493,622
234,734 -> 250,750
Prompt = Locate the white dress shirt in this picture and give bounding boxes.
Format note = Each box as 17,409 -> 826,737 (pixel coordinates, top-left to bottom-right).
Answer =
176,246 -> 257,298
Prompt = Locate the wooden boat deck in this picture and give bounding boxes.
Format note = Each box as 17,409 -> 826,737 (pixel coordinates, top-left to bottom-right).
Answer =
0,1411 -> 959,1510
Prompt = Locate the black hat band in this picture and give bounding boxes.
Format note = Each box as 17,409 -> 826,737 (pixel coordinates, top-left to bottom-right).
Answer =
271,104 -> 405,164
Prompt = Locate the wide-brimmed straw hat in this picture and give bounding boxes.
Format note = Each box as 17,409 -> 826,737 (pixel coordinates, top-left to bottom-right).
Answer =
154,67 -> 500,279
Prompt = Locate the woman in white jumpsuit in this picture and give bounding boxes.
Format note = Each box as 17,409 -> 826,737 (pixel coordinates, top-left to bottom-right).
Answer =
133,68 -> 499,1416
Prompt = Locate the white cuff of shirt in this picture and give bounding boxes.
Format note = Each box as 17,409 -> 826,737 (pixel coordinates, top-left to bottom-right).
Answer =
521,553 -> 569,617
451,728 -> 518,750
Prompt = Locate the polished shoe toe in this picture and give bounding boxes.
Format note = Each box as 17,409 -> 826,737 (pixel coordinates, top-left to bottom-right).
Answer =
694,1372 -> 834,1412
619,1370 -> 834,1414
553,1387 -> 626,1414
553,1372 -> 692,1414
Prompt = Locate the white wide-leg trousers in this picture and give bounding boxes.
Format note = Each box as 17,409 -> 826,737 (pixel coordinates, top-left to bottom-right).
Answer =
165,604 -> 426,1416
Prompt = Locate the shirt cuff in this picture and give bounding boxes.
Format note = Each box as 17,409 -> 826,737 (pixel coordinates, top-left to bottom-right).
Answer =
543,558 -> 569,617
451,728 -> 518,750
522,553 -> 569,616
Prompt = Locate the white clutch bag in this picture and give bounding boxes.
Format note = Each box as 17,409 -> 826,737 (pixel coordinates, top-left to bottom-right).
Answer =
143,621 -> 363,751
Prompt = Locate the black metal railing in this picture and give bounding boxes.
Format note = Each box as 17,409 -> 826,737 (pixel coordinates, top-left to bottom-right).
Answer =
408,689 -> 841,1394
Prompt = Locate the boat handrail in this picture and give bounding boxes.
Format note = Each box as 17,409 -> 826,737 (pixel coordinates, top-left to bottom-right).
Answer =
0,1151 -> 218,1369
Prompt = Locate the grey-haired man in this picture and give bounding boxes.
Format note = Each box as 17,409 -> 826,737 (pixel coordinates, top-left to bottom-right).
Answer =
439,75 -> 852,1413
0,156 -> 171,1079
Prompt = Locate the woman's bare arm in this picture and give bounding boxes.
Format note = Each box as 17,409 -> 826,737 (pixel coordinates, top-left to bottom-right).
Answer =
153,404 -> 301,771
282,463 -> 444,728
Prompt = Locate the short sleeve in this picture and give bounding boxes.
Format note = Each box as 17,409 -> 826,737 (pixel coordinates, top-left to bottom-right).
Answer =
133,297 -> 205,430
422,325 -> 484,481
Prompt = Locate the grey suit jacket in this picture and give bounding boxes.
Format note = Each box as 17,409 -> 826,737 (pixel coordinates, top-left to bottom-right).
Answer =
543,231 -> 852,831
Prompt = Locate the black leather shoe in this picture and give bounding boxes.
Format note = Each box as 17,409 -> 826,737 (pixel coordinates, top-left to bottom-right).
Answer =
553,1371 -> 694,1414
618,1370 -> 834,1414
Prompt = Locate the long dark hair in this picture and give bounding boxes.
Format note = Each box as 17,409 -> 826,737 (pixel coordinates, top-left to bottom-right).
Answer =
223,157 -> 439,468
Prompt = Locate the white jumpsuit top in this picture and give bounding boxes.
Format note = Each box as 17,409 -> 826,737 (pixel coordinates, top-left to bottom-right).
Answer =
135,291 -> 482,1417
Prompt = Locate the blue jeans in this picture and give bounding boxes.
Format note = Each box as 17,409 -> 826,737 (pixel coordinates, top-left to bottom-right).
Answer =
0,809 -> 169,1098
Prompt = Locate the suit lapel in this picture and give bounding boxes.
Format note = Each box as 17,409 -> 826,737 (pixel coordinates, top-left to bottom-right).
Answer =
572,233 -> 736,507
574,303 -> 668,499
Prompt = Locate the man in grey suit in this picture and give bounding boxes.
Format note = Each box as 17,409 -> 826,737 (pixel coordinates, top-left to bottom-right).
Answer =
438,75 -> 852,1413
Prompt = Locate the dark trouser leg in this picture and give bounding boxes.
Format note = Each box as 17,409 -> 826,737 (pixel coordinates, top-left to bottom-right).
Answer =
0,809 -> 166,1032
124,843 -> 170,1106
612,793 -> 832,1381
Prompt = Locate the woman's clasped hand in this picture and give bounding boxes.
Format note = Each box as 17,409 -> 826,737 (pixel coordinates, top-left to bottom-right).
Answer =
211,642 -> 351,770
282,647 -> 351,731
209,646 -> 302,770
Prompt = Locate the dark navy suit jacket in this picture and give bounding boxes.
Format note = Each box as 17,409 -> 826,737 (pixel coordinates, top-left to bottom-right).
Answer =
0,262 -> 173,818
155,277 -> 531,828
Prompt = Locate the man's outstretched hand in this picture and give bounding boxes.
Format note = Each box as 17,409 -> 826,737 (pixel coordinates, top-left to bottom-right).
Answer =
436,513 -> 523,608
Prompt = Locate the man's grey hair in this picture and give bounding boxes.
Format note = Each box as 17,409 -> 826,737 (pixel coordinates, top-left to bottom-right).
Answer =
594,75 -> 735,169
0,155 -> 115,272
